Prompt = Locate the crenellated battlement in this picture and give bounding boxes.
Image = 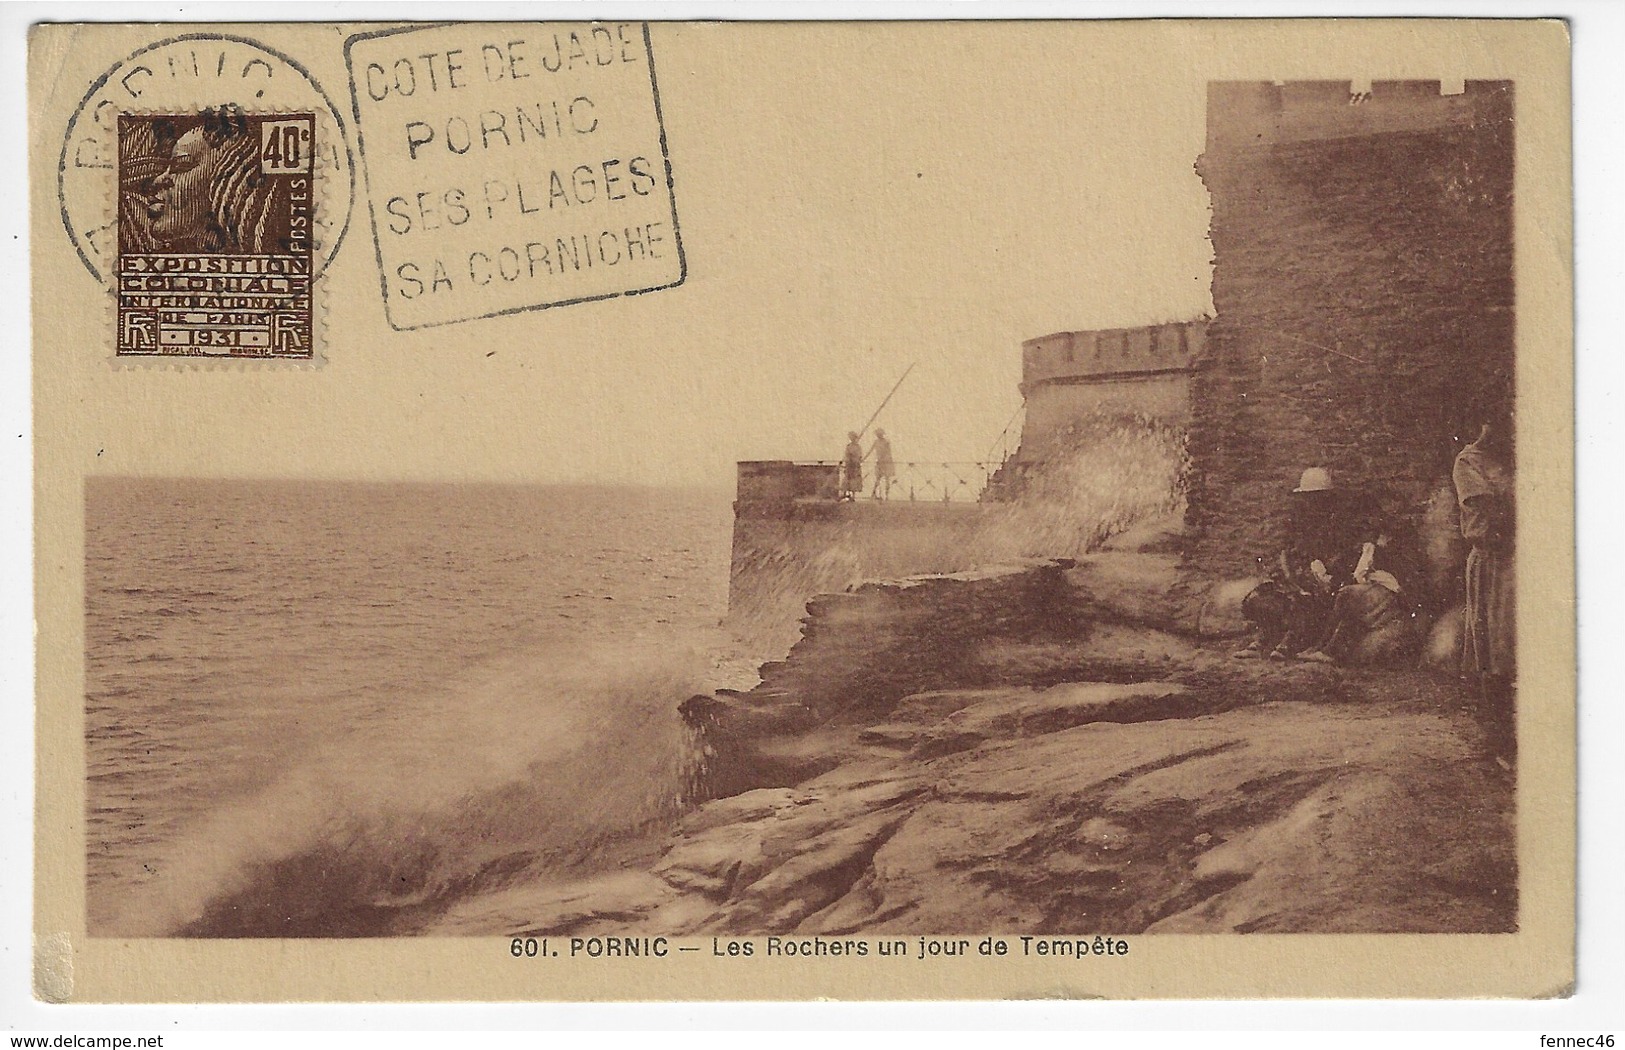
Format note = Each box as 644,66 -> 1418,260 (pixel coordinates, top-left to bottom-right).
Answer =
1186,77 -> 1514,590
1203,80 -> 1512,154
1021,320 -> 1206,394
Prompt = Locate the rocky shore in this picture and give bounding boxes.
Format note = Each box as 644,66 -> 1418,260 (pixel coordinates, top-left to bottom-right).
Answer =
433,521 -> 1516,938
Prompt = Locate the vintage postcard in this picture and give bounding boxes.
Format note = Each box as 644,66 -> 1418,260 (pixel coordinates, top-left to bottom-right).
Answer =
30,19 -> 1574,1002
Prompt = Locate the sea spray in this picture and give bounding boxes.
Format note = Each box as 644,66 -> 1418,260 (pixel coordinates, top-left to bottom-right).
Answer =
726,413 -> 1189,652
965,413 -> 1190,559
109,637 -> 735,937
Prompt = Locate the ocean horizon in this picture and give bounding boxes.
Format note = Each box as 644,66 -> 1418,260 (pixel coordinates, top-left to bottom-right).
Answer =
84,476 -> 761,936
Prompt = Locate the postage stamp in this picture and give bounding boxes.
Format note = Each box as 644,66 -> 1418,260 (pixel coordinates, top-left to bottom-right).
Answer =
115,111 -> 315,358
55,33 -> 354,364
344,23 -> 686,330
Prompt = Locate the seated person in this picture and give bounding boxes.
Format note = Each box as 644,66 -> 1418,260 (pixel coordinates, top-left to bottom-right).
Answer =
1298,529 -> 1424,667
1234,467 -> 1370,661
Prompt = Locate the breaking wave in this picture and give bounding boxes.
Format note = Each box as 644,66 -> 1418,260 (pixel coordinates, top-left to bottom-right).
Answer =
108,639 -> 734,938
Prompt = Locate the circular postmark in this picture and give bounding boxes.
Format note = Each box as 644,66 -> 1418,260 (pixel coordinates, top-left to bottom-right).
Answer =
59,33 -> 356,284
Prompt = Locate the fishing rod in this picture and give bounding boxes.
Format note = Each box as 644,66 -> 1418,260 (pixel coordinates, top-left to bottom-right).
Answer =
856,361 -> 917,446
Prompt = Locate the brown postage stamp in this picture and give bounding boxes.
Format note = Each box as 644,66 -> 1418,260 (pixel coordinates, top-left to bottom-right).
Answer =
116,110 -> 316,358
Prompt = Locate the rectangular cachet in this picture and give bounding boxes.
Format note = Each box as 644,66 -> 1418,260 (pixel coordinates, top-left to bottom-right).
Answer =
116,112 -> 316,359
345,23 -> 686,330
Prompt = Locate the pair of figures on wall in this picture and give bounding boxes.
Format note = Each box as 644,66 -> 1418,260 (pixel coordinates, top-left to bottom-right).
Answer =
840,429 -> 896,502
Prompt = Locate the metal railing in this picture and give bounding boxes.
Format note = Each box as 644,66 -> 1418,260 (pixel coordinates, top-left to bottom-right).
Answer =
796,460 -> 1007,503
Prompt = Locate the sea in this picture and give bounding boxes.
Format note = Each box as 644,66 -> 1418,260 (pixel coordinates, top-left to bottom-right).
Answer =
83,477 -> 763,937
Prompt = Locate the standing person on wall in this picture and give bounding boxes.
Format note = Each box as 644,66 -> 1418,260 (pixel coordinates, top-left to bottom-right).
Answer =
870,428 -> 895,501
841,432 -> 864,502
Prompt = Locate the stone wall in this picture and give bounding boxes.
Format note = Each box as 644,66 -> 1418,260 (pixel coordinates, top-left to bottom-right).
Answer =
1020,373 -> 1191,466
1016,321 -> 1205,466
752,563 -> 1077,720
1186,80 -> 1514,584
728,501 -> 998,651
1021,322 -> 1205,388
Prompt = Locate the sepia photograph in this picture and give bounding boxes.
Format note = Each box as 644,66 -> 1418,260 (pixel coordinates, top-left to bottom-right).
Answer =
28,17 -> 1574,1004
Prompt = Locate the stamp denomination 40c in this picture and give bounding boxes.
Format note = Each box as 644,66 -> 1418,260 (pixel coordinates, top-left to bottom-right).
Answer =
116,111 -> 316,358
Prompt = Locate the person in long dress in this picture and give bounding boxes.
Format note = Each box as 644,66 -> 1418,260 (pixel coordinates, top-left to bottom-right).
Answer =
1453,413 -> 1515,750
840,432 -> 863,501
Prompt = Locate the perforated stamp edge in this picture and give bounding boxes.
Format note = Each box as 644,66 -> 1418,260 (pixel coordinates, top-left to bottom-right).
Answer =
54,33 -> 356,370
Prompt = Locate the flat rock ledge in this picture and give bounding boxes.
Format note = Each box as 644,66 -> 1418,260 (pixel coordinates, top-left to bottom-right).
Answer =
432,546 -> 1515,938
433,673 -> 1513,937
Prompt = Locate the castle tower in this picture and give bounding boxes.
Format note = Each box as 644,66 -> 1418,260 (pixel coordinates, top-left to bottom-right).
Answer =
1186,80 -> 1514,583
998,319 -> 1206,493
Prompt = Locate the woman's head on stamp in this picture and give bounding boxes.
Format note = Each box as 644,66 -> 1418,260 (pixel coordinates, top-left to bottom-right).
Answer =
121,109 -> 289,255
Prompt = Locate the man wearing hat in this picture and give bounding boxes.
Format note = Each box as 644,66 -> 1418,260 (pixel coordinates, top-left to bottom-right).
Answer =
1234,466 -> 1373,661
